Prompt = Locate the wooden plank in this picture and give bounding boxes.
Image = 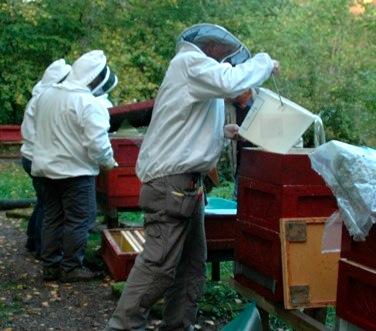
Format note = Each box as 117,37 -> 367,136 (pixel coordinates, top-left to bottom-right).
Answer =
230,278 -> 331,331
280,217 -> 339,309
121,230 -> 142,252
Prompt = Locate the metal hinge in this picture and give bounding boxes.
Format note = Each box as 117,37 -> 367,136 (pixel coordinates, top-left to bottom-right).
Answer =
285,221 -> 307,242
290,285 -> 310,306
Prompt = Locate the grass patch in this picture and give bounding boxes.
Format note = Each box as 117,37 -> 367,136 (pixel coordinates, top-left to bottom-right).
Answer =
0,162 -> 34,200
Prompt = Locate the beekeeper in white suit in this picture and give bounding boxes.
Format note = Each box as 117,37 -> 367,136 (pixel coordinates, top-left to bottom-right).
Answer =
32,50 -> 118,282
106,23 -> 279,331
21,59 -> 71,258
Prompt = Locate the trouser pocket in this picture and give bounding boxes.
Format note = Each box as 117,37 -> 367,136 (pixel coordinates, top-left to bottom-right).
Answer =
142,212 -> 166,264
165,187 -> 201,219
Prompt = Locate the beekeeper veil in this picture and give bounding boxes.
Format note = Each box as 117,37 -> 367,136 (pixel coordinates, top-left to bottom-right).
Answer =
91,65 -> 118,97
66,50 -> 118,96
177,23 -> 251,65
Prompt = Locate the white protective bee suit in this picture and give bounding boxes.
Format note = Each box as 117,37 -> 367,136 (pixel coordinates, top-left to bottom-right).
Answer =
31,50 -> 117,278
31,52 -> 117,178
21,59 -> 71,161
20,59 -> 71,257
107,24 -> 276,331
136,24 -> 274,182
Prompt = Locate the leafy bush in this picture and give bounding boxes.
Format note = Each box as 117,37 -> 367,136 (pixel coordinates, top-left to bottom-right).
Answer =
0,0 -> 375,147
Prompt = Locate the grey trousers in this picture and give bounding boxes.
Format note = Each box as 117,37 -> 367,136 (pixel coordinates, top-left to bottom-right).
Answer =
106,174 -> 207,330
41,176 -> 96,272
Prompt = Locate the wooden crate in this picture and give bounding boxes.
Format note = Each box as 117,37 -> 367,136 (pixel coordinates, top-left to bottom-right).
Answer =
102,228 -> 144,281
234,220 -> 284,301
336,259 -> 376,331
237,176 -> 337,232
110,136 -> 142,167
341,224 -> 376,270
239,148 -> 327,186
96,166 -> 141,209
280,217 -> 340,309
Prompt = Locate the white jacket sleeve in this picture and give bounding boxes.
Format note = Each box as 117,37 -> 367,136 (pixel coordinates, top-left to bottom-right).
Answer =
82,104 -> 115,167
187,52 -> 274,101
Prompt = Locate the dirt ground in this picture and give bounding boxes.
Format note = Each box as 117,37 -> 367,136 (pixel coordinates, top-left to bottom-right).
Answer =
0,212 -> 218,331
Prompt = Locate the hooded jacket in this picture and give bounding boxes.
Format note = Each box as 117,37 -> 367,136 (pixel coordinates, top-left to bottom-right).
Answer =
136,42 -> 274,182
21,59 -> 71,160
31,50 -> 116,179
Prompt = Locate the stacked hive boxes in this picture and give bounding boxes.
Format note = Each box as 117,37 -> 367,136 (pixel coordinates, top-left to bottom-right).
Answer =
234,148 -> 339,308
96,136 -> 143,210
336,225 -> 376,330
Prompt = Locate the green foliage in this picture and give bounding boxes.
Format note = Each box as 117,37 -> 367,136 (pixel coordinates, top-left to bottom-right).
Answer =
209,181 -> 234,200
0,0 -> 375,147
0,162 -> 34,199
118,211 -> 144,226
111,281 -> 125,297
199,280 -> 246,319
85,231 -> 104,269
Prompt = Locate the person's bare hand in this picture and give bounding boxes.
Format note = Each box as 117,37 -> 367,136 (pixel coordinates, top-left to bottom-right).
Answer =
100,160 -> 118,172
272,60 -> 280,75
224,124 -> 240,140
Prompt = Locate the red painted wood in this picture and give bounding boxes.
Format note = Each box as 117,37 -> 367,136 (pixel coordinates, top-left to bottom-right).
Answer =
110,136 -> 142,167
0,125 -> 22,142
96,167 -> 141,209
336,259 -> 376,331
205,214 -> 236,251
101,229 -> 139,281
109,99 -> 154,117
234,220 -> 283,301
239,148 -> 327,186
237,176 -> 337,232
341,225 -> 376,270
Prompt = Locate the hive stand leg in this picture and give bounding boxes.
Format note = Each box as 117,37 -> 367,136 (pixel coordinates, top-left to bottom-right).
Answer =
105,208 -> 119,229
211,261 -> 221,281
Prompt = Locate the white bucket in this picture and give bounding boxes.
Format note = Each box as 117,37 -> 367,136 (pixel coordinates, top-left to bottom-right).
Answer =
239,88 -> 319,154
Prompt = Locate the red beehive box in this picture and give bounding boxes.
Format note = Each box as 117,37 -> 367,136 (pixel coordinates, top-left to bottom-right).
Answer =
234,220 -> 283,301
96,167 -> 141,209
204,198 -> 237,252
102,228 -> 143,281
0,125 -> 22,142
239,148 -> 327,186
205,213 -> 236,251
336,259 -> 376,331
237,176 -> 337,232
341,225 -> 376,270
110,136 -> 143,167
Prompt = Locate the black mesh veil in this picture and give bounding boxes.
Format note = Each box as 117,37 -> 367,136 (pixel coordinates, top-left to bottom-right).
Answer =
177,23 -> 251,65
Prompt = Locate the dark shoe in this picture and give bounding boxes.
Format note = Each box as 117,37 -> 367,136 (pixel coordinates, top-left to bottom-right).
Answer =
43,266 -> 61,281
60,267 -> 103,283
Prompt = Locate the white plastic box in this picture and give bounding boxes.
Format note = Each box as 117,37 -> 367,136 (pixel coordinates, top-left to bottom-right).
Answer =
239,88 -> 318,154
